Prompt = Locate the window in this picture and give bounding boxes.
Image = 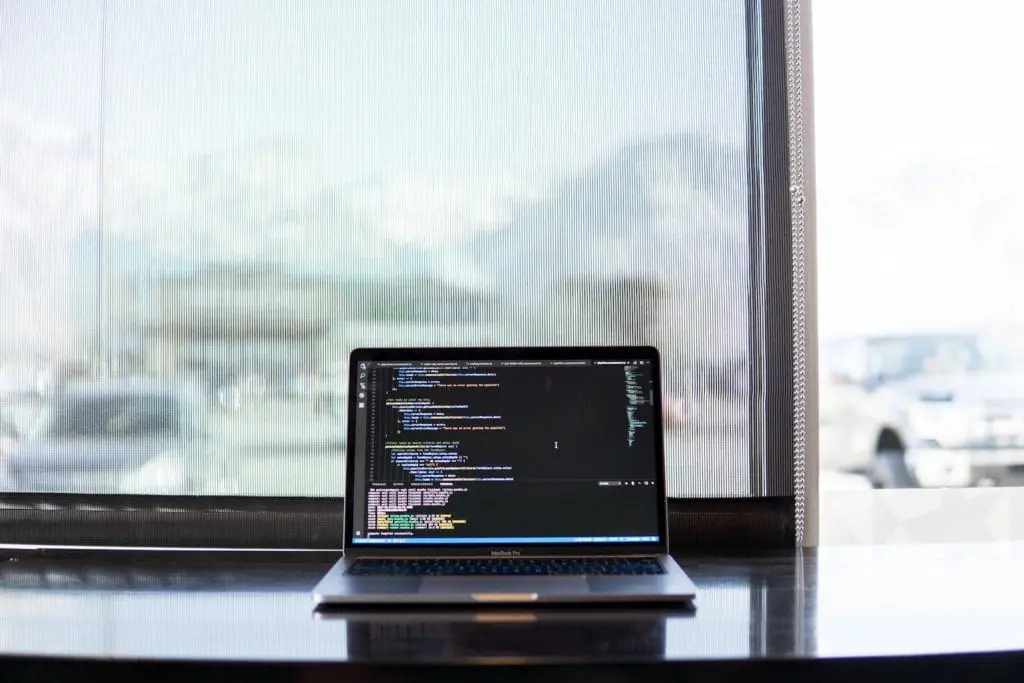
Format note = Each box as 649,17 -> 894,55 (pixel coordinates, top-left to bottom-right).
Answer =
0,1 -> 803,547
814,0 -> 1024,543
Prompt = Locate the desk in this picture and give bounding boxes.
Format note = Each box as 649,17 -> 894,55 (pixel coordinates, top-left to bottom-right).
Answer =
2,543 -> 1024,681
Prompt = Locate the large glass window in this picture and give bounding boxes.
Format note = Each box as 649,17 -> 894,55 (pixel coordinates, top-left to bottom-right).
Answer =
1,1 -> 764,505
815,0 -> 1024,542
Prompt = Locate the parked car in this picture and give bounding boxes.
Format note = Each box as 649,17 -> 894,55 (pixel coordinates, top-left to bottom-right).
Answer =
0,378 -> 234,495
819,333 -> 1024,488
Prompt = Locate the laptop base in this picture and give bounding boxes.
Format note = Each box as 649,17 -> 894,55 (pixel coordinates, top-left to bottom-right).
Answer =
312,555 -> 698,607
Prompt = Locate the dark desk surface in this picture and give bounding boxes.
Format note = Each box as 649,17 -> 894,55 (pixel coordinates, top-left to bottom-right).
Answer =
3,543 -> 1024,679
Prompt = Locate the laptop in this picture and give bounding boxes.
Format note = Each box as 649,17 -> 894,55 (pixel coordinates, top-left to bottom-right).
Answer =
312,346 -> 698,607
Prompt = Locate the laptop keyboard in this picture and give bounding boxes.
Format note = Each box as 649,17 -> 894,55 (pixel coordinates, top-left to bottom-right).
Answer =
347,557 -> 666,577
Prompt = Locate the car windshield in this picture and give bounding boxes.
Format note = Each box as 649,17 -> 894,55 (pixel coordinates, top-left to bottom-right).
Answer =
865,336 -> 1019,383
33,393 -> 180,439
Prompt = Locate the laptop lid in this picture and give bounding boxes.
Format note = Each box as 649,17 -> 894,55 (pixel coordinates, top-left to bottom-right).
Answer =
343,346 -> 668,557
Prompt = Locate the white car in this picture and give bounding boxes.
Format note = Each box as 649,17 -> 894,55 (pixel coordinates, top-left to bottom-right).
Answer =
819,333 -> 1024,488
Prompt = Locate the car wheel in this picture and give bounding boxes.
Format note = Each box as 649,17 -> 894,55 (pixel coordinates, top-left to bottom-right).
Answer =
872,449 -> 919,488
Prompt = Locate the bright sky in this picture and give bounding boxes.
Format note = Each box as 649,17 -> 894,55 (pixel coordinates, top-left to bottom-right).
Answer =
1,0 -> 745,217
812,0 -> 1024,337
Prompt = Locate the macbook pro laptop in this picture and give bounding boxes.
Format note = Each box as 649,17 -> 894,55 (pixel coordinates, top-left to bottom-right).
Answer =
312,346 -> 697,607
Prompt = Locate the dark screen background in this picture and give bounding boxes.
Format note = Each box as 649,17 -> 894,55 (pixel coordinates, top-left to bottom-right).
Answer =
354,360 -> 662,542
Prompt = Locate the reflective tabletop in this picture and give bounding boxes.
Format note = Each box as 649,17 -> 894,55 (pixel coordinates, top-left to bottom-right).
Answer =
2,542 -> 1024,666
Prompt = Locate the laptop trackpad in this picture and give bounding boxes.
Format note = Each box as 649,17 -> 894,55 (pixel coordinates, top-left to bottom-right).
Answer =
420,577 -> 589,600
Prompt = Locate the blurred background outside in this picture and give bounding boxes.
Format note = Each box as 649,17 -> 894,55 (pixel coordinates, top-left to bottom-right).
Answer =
0,1 -> 752,498
5,0 -> 1023,534
814,1 -> 1024,499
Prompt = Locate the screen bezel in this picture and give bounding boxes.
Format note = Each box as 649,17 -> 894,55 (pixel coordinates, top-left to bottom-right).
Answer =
343,345 -> 669,557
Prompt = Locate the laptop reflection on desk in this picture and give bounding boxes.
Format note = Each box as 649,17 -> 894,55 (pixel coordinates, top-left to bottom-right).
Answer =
322,608 -> 686,663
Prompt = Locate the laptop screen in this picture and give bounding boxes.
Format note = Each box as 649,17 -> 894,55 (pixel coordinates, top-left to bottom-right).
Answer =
347,350 -> 664,547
